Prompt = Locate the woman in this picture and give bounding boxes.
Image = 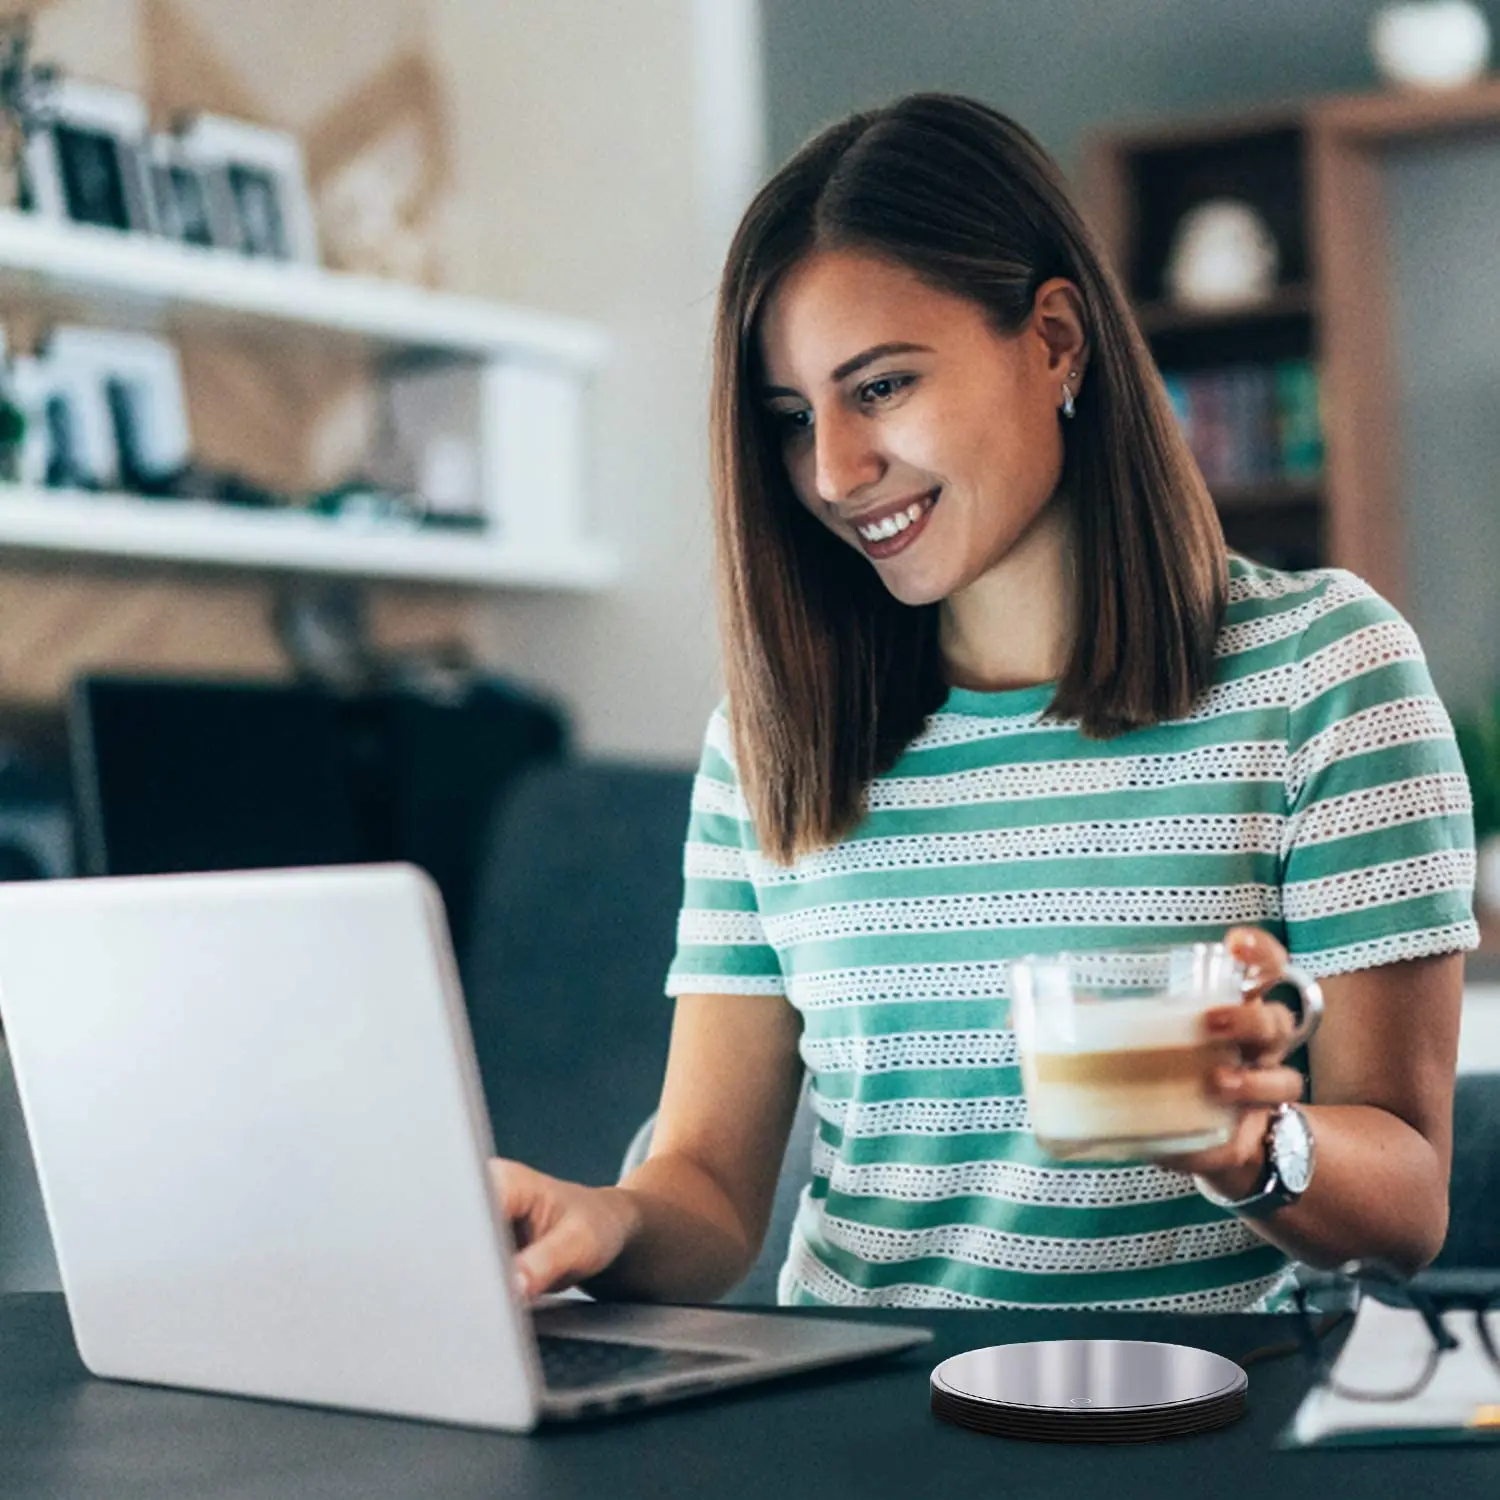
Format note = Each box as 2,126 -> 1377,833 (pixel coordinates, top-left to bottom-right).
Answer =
493,93 -> 1476,1311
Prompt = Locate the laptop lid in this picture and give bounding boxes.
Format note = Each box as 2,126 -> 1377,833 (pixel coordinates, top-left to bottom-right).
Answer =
0,864 -> 544,1430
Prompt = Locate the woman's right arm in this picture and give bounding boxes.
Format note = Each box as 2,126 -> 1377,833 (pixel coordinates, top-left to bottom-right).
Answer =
489,990 -> 806,1302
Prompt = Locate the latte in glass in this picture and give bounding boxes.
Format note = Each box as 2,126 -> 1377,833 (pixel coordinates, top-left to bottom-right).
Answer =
1010,944 -> 1322,1163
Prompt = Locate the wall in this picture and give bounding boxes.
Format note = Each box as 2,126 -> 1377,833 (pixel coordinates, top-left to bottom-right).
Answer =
761,0 -> 1500,713
1,0 -> 762,761
763,0 -> 1500,171
430,0 -> 760,759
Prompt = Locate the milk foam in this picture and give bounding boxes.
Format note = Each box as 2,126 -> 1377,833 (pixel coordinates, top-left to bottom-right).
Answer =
1025,992 -> 1208,1055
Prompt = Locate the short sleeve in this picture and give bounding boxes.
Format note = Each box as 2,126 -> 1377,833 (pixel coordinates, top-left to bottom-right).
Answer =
1281,573 -> 1479,978
664,705 -> 786,997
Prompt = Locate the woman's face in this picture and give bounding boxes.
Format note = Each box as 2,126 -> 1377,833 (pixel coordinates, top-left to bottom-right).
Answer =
756,249 -> 1079,607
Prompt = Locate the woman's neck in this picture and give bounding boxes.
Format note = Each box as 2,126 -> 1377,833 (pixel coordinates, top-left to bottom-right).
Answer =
938,496 -> 1076,692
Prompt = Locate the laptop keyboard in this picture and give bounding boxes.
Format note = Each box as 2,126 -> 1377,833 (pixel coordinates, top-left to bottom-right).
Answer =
536,1334 -> 745,1392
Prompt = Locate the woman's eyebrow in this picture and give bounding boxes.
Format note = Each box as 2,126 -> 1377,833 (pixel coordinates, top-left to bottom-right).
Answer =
760,341 -> 935,398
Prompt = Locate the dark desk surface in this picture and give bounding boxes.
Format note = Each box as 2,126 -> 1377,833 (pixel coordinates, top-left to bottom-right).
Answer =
0,1294 -> 1486,1499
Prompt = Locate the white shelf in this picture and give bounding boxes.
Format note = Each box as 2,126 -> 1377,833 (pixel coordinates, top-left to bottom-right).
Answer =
0,210 -> 608,368
0,214 -> 615,589
0,486 -> 617,589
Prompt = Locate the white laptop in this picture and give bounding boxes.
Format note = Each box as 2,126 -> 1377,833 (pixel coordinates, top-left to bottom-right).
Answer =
0,864 -> 929,1430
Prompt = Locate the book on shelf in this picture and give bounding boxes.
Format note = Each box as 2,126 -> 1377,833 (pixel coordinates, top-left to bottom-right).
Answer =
1160,360 -> 1324,494
1274,360 -> 1323,480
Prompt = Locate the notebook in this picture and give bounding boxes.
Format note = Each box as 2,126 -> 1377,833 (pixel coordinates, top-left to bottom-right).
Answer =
1285,1290 -> 1500,1448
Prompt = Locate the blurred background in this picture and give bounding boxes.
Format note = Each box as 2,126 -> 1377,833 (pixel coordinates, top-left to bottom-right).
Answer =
2,0 -> 1500,1291
0,1 -> 1496,812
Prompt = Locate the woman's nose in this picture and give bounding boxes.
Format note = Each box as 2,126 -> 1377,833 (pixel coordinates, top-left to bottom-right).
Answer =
813,411 -> 884,506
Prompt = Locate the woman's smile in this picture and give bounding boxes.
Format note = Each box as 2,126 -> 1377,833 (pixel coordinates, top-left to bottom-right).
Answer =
847,486 -> 940,558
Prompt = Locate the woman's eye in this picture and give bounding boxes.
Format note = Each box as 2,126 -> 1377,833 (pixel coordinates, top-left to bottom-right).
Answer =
763,377 -> 910,440
769,408 -> 812,437
859,374 -> 914,404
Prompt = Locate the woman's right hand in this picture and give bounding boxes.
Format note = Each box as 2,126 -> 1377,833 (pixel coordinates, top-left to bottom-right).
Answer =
487,1157 -> 643,1298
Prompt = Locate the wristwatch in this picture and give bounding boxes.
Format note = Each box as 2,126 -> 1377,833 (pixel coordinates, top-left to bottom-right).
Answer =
1194,1103 -> 1316,1217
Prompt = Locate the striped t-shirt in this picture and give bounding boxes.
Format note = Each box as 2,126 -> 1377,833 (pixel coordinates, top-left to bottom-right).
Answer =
665,559 -> 1478,1312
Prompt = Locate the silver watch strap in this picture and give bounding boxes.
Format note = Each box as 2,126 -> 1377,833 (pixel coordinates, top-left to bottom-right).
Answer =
1194,1164 -> 1287,1215
1193,1105 -> 1294,1215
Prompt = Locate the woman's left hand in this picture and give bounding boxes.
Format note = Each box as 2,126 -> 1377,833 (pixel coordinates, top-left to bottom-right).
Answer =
1152,926 -> 1308,1200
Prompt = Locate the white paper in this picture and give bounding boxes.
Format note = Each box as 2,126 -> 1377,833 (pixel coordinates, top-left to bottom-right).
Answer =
1291,1295 -> 1500,1445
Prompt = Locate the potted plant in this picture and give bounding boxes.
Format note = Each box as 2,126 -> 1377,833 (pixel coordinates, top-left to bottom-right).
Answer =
0,15 -> 58,212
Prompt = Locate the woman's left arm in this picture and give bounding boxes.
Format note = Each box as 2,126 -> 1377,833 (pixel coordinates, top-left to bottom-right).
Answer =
1159,927 -> 1463,1276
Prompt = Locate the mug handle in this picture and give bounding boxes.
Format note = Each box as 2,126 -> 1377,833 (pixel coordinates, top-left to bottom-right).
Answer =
1241,960 -> 1324,1050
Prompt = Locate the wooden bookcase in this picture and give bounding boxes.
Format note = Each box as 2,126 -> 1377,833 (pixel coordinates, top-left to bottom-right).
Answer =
1085,78 -> 1500,616
1086,81 -> 1500,971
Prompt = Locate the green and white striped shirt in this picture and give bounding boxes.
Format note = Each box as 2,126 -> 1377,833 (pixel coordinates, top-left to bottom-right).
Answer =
665,559 -> 1478,1311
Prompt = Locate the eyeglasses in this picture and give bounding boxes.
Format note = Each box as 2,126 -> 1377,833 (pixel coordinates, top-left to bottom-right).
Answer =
1285,1260 -> 1500,1404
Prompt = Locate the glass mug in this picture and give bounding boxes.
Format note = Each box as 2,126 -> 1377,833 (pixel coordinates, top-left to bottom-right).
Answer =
1009,943 -> 1324,1163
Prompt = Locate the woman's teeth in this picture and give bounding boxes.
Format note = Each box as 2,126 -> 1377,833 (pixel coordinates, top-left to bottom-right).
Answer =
856,493 -> 935,542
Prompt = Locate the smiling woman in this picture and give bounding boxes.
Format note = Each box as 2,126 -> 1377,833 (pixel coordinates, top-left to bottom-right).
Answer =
489,94 -> 1478,1319
711,101 -> 1227,864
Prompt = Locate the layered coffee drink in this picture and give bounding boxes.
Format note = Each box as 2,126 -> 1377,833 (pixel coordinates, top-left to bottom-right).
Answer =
1010,945 -> 1254,1163
1017,996 -> 1237,1161
1012,944 -> 1323,1163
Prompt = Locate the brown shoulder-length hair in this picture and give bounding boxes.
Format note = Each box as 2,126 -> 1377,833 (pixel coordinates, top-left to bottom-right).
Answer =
711,92 -> 1227,865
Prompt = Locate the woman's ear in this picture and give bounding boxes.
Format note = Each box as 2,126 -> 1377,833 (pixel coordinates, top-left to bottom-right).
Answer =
1032,278 -> 1089,386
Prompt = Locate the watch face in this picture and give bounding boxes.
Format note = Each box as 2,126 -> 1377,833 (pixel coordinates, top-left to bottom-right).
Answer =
1273,1107 -> 1315,1195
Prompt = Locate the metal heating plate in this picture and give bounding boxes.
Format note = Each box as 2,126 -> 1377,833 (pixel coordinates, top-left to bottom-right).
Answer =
930,1339 -> 1248,1443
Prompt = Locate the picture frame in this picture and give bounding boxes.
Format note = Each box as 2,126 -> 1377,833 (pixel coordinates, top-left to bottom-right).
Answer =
146,133 -> 223,251
42,327 -> 191,492
22,79 -> 155,234
8,349 -> 118,492
373,363 -> 486,528
175,113 -> 320,265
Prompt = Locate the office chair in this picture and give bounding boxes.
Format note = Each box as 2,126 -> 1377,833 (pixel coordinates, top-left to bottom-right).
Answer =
461,759 -> 691,1193
1436,1073 -> 1500,1267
